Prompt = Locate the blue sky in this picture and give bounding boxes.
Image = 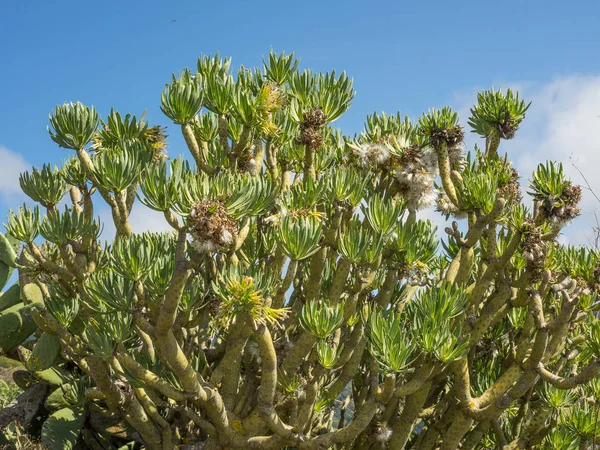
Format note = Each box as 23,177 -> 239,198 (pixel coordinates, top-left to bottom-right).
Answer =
1,0 -> 600,244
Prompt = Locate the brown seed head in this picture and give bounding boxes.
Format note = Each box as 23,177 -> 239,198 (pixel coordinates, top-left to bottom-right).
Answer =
188,199 -> 237,252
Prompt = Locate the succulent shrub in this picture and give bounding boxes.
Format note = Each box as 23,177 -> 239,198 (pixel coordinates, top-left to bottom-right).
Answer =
0,51 -> 599,450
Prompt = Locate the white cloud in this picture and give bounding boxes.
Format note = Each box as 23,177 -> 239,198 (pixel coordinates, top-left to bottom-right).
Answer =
0,145 -> 29,204
448,76 -> 600,247
503,76 -> 600,247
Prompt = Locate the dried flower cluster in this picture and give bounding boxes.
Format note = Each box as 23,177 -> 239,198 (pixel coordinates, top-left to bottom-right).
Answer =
498,166 -> 522,203
541,184 -> 582,226
393,145 -> 439,211
354,143 -> 391,169
188,199 -> 237,253
521,225 -> 546,280
428,125 -> 464,149
298,106 -> 327,150
497,115 -> 519,139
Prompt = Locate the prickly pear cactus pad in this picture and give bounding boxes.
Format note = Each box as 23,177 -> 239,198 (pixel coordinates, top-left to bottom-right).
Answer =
1,52 -> 599,450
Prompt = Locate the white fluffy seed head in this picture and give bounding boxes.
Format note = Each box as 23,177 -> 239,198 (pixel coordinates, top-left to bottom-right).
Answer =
375,426 -> 393,443
436,193 -> 468,219
522,250 -> 535,261
355,143 -> 390,168
221,229 -> 234,246
415,189 -> 437,210
190,239 -> 219,254
246,158 -> 257,173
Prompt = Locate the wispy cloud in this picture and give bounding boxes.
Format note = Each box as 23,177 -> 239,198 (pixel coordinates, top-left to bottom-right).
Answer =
0,145 -> 29,205
448,76 -> 600,247
501,76 -> 600,247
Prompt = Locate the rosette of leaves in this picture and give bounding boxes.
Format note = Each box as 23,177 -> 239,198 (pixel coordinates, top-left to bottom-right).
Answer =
541,428 -> 579,450
96,109 -> 149,149
363,194 -> 405,237
19,164 -> 68,208
145,157 -> 209,216
540,383 -> 578,409
277,371 -> 301,396
236,65 -> 264,97
110,232 -> 161,281
325,166 -> 373,206
203,72 -> 234,116
44,285 -> 80,329
405,283 -> 469,362
91,143 -> 145,193
264,50 -> 299,86
552,244 -> 596,284
418,107 -> 463,148
276,214 -> 322,261
161,68 -> 204,124
300,300 -> 344,339
563,402 -> 598,443
528,161 -> 581,224
4,203 -> 41,243
45,376 -> 90,412
280,176 -> 327,213
366,308 -> 414,373
48,101 -> 99,150
83,310 -> 135,358
361,111 -> 415,143
138,157 -> 181,212
225,176 -> 278,218
39,205 -> 99,244
197,52 -> 231,79
338,220 -> 375,264
145,246 -> 177,299
193,112 -> 219,143
61,156 -> 88,188
454,151 -> 512,215
288,69 -> 354,124
84,269 -> 135,312
316,340 -> 344,370
389,219 -> 438,270
468,87 -> 530,139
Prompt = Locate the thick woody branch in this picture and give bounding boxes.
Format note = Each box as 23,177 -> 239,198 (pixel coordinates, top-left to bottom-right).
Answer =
537,360 -> 600,389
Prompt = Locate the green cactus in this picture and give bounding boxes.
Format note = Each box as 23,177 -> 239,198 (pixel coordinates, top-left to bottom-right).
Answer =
21,282 -> 44,305
41,406 -> 86,450
44,387 -> 70,412
13,366 -> 70,390
0,302 -> 38,352
0,232 -> 19,268
19,332 -> 61,371
0,282 -> 21,312
0,261 -> 12,292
